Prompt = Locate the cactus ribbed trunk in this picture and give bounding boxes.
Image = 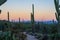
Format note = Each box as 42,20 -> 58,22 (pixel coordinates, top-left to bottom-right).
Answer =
19,17 -> 21,30
0,0 -> 7,6
54,0 -> 60,35
19,18 -> 20,23
0,10 -> 1,14
54,0 -> 60,22
7,12 -> 9,22
31,4 -> 35,33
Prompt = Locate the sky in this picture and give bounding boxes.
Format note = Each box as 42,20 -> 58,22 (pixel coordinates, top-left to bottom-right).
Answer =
0,0 -> 58,21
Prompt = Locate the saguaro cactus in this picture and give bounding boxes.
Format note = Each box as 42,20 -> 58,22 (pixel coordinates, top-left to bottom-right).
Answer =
55,12 -> 59,21
31,13 -> 34,23
19,18 -> 20,23
54,0 -> 60,21
0,0 -> 7,14
0,0 -> 7,6
18,17 -> 21,30
31,4 -> 34,23
7,12 -> 9,22
31,13 -> 35,33
31,4 -> 35,33
0,10 -> 1,14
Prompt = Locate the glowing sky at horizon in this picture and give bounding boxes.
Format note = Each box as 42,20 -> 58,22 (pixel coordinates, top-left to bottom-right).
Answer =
0,0 -> 57,21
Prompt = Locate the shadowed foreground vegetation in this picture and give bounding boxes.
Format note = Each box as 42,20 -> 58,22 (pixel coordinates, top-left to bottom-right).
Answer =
0,20 -> 60,40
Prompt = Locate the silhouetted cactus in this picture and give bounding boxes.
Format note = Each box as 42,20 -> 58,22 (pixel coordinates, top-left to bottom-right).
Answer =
31,13 -> 35,33
55,12 -> 59,21
18,17 -> 21,31
0,0 -> 7,6
54,0 -> 59,13
31,4 -> 34,23
19,18 -> 20,23
0,10 -> 1,14
31,13 -> 34,23
54,0 -> 60,21
31,4 -> 35,33
7,12 -> 9,22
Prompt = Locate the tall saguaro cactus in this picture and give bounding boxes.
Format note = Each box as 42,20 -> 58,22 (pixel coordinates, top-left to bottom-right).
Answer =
31,13 -> 34,23
19,17 -> 20,23
31,4 -> 34,23
31,13 -> 35,33
18,17 -> 21,30
54,0 -> 60,22
7,12 -> 9,22
31,4 -> 35,33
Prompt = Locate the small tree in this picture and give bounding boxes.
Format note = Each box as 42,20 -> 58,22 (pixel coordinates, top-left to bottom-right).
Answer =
51,25 -> 58,40
42,26 -> 48,40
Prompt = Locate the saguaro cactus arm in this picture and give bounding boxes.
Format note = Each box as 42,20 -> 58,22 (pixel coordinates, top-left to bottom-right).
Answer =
54,0 -> 60,21
0,0 -> 7,14
55,12 -> 59,21
0,10 -> 1,14
0,0 -> 7,6
54,0 -> 59,13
